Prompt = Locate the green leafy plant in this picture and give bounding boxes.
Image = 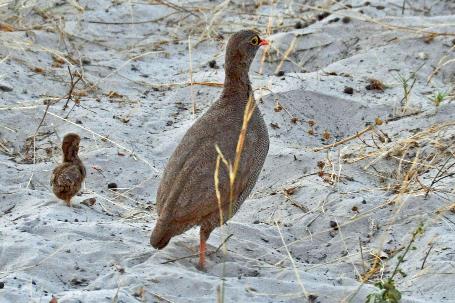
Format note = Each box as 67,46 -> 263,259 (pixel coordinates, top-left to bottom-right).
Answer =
431,91 -> 448,108
366,280 -> 402,303
366,224 -> 424,303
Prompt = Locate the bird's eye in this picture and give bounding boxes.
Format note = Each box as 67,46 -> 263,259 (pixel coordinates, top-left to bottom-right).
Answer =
250,36 -> 259,45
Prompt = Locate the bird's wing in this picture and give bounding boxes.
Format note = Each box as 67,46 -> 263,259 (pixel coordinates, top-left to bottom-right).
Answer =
156,106 -> 265,224
52,164 -> 84,192
175,135 -> 260,222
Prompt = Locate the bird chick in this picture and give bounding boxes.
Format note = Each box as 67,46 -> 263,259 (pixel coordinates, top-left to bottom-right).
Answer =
50,133 -> 86,207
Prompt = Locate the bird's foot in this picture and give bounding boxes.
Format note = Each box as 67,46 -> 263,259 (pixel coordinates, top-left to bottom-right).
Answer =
196,262 -> 206,272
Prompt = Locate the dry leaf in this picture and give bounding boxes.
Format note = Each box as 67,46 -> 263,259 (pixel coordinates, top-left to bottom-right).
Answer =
322,130 -> 331,141
317,161 -> 325,170
366,78 -> 384,91
270,123 -> 280,129
320,173 -> 334,185
284,187 -> 296,196
133,286 -> 145,300
52,56 -> 65,68
274,101 -> 282,112
33,67 -> 45,74
423,34 -> 435,44
73,90 -> 87,97
449,204 -> 455,214
106,91 -> 123,99
114,115 -> 130,123
0,23 -> 14,32
81,197 -> 96,206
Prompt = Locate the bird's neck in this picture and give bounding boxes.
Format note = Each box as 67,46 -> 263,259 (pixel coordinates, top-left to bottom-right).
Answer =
63,152 -> 81,163
222,62 -> 252,100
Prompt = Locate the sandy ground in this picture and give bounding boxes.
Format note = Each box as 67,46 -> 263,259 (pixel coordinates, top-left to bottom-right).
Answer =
0,0 -> 454,302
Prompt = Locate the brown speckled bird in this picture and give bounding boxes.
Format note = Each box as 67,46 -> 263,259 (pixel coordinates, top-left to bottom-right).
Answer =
151,30 -> 270,269
50,133 -> 86,207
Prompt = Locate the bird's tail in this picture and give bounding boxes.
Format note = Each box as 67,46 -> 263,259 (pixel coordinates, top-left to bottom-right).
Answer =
150,220 -> 171,249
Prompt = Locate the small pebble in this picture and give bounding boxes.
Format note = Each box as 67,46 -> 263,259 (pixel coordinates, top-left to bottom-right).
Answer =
0,83 -> 13,92
0,281 -> 4,289
208,60 -> 217,69
295,21 -> 303,29
417,52 -> 429,60
276,70 -> 285,77
329,221 -> 339,230
317,12 -> 330,20
343,86 -> 354,94
342,16 -> 351,24
81,58 -> 91,65
107,182 -> 118,190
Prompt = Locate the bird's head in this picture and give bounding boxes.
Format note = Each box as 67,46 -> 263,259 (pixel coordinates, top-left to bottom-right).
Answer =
225,29 -> 269,71
62,133 -> 81,161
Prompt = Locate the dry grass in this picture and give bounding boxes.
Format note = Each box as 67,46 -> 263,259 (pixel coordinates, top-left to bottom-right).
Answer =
213,94 -> 256,302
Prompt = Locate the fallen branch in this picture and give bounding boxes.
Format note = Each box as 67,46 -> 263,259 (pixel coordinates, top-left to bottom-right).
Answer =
62,66 -> 83,111
421,243 -> 434,270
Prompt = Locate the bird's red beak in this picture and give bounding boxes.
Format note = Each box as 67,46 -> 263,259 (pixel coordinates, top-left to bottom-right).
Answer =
259,38 -> 269,46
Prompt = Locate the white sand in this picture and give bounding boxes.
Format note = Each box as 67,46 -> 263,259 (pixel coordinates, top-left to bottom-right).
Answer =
1,0 -> 454,302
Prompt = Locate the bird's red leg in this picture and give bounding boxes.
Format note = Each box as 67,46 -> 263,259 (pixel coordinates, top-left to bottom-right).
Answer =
65,199 -> 72,207
198,237 -> 206,270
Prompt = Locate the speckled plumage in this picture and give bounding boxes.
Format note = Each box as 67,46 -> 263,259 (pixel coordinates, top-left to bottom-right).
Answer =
150,30 -> 269,269
50,133 -> 86,207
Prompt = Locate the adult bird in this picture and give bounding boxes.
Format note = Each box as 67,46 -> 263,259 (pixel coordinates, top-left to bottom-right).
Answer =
50,133 -> 86,207
151,30 -> 270,270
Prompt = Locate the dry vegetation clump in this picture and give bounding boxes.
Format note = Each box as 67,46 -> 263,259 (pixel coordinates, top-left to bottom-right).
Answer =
366,78 -> 385,91
343,121 -> 455,198
337,120 -> 455,297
